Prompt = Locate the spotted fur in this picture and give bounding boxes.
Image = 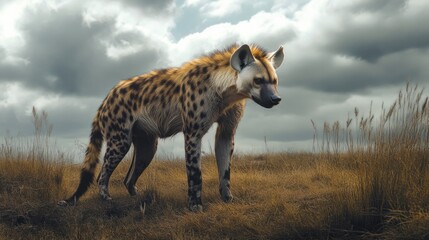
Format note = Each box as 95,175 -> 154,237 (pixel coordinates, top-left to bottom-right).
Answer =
58,44 -> 284,211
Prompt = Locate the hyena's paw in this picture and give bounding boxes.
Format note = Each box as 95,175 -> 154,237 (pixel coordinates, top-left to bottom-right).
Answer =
99,185 -> 113,201
220,187 -> 233,203
188,197 -> 203,212
100,194 -> 113,201
124,180 -> 138,196
57,196 -> 77,207
127,185 -> 138,196
188,204 -> 203,212
57,200 -> 71,207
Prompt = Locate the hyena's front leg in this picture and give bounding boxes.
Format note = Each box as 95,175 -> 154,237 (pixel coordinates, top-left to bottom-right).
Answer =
184,132 -> 203,212
215,103 -> 244,202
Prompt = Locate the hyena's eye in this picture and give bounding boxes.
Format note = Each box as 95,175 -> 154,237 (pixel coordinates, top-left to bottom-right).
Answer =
254,77 -> 264,85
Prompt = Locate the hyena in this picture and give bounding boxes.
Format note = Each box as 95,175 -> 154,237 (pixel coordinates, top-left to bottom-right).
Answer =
59,44 -> 284,211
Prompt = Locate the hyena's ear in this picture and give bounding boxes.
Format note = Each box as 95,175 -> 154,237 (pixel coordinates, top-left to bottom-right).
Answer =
231,44 -> 255,72
268,46 -> 284,69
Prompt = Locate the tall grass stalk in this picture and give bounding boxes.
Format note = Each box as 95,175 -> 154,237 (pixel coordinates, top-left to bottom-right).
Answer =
0,107 -> 68,208
315,83 -> 429,232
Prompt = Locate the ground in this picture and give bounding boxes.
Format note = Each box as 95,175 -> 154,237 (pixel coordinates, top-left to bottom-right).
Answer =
1,151 -> 428,240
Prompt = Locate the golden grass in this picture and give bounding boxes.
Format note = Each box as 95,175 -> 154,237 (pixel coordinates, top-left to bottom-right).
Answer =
1,84 -> 428,239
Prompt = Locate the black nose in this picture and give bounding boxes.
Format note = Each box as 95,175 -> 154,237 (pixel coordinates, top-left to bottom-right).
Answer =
270,95 -> 282,105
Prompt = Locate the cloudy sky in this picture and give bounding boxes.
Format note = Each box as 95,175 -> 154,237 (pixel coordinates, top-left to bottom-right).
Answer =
1,0 -> 428,160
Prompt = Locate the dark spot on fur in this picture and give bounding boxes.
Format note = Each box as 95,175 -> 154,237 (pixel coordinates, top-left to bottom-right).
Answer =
188,110 -> 194,118
194,66 -> 201,76
189,82 -> 196,91
151,84 -> 157,92
165,80 -> 173,87
200,112 -> 206,119
200,99 -> 204,106
129,81 -> 140,91
189,169 -> 202,185
191,94 -> 195,101
193,103 -> 198,111
125,104 -> 132,113
113,105 -> 120,115
157,69 -> 168,75
120,145 -> 128,153
112,91 -> 118,99
204,74 -> 210,81
191,156 -> 198,164
187,70 -> 194,79
174,85 -> 180,94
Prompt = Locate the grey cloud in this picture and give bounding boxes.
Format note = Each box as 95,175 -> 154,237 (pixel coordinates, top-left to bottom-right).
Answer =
328,19 -> 429,62
109,0 -> 175,15
40,100 -> 100,138
326,1 -> 429,62
238,113 -> 313,142
0,47 -> 4,59
276,0 -> 429,96
0,108 -> 24,135
0,62 -> 23,82
351,0 -> 408,14
0,47 -> 26,81
284,47 -> 429,94
1,5 -> 167,97
251,29 -> 295,52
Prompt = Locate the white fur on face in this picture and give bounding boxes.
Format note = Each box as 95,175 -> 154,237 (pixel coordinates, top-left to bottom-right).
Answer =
236,59 -> 276,98
236,63 -> 260,93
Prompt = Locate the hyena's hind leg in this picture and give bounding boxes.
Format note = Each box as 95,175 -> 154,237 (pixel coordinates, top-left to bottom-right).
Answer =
124,124 -> 158,196
97,129 -> 132,201
215,102 -> 244,202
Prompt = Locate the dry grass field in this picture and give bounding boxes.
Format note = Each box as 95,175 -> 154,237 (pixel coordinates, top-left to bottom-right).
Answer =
1,84 -> 428,239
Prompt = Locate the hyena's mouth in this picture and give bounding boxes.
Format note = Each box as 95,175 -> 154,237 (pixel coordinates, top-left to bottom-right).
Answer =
252,96 -> 276,108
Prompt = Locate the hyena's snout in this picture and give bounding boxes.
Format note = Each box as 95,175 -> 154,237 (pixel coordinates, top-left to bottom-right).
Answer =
254,84 -> 282,108
270,95 -> 281,105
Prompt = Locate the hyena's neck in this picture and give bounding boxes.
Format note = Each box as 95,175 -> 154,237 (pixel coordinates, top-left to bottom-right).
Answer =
209,66 -> 238,94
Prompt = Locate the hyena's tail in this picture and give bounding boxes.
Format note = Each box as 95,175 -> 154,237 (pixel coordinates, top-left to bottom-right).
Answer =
59,119 -> 103,206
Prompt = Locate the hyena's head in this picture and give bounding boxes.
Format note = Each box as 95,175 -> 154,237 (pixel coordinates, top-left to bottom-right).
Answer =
231,44 -> 284,108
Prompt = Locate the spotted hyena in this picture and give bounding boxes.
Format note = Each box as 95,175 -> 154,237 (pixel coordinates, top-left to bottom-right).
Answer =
59,44 -> 284,211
